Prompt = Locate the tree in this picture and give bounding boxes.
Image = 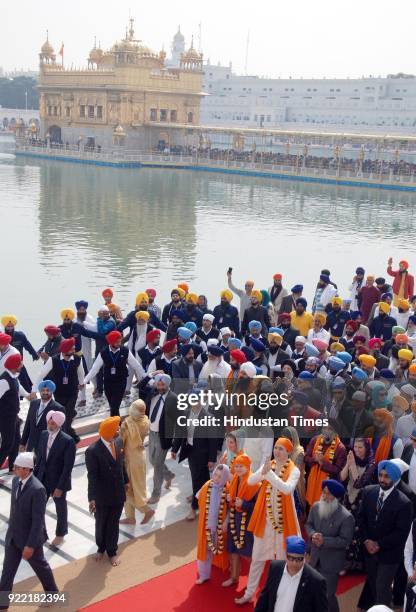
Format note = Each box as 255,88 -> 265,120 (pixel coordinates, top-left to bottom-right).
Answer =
0,77 -> 39,109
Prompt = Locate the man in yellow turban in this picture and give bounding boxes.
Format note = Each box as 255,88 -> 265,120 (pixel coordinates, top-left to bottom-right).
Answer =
241,289 -> 271,338
369,299 -> 398,343
396,348 -> 414,382
212,291 -> 240,337
117,291 -> 167,341
183,293 -> 204,327
1,314 -> 39,392
307,313 -> 330,345
325,296 -> 351,341
86,415 -> 128,566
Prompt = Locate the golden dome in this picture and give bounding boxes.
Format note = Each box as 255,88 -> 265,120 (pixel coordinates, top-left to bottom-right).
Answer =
137,44 -> 154,55
89,45 -> 103,64
181,37 -> 202,62
41,35 -> 54,56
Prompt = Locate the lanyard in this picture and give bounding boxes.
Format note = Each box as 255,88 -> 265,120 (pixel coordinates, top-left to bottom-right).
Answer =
61,359 -> 70,377
109,349 -> 120,368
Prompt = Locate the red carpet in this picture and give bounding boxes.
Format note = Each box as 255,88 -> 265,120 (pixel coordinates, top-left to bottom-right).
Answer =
81,561 -> 365,612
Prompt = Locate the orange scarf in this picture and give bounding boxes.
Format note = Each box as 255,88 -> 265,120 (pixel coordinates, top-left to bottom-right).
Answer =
248,460 -> 299,542
305,436 -> 340,507
374,435 -> 393,464
197,481 -> 229,569
228,471 -> 260,511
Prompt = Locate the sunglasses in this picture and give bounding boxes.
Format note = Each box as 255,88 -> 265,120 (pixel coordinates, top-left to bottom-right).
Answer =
286,555 -> 305,563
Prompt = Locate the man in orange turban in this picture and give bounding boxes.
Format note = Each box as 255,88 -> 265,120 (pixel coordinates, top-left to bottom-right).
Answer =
235,439 -> 301,605
86,415 -> 128,566
102,288 -> 123,322
387,257 -> 414,306
268,273 -> 288,322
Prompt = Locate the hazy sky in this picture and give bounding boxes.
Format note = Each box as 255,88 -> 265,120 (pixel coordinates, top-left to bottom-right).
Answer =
2,0 -> 416,79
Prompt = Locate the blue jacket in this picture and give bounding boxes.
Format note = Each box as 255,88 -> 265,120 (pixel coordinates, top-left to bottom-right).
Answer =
10,330 -> 39,360
213,303 -> 240,337
182,306 -> 203,327
118,309 -> 167,334
59,322 -> 98,353
369,314 -> 397,341
96,318 -> 116,352
325,309 -> 351,338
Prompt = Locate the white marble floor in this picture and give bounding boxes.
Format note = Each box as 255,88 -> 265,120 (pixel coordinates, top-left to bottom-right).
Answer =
0,447 -> 193,584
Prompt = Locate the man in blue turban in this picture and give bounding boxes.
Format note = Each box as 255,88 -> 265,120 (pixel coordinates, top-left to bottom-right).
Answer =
357,459 -> 412,610
254,535 -> 328,611
305,479 -> 354,612
20,380 -> 65,453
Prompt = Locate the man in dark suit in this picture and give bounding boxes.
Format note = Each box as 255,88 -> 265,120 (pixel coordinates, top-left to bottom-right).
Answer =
171,388 -> 218,521
171,344 -> 203,395
20,380 -> 65,453
0,353 -> 34,471
145,373 -> 178,504
85,416 -> 128,566
277,311 -> 299,350
357,459 -> 413,609
254,535 -> 328,612
305,480 -> 354,612
279,284 -> 303,315
34,410 -> 76,546
0,452 -> 57,608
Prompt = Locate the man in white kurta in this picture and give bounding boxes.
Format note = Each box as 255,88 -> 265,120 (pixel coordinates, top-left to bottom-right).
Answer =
235,438 -> 300,605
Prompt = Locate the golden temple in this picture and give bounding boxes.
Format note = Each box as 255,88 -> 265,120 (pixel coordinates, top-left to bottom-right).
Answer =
38,19 -> 204,149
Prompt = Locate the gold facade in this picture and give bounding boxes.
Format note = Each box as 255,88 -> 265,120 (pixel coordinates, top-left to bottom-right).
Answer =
38,20 -> 204,148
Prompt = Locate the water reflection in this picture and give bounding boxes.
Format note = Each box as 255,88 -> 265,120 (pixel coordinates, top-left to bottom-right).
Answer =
2,138 -> 416,347
36,161 -> 198,280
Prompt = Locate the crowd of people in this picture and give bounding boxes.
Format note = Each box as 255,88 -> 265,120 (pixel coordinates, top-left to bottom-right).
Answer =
156,142 -> 416,178
2,259 -> 416,610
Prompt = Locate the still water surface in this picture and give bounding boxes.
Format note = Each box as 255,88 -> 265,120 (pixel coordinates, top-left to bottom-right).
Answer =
2,134 -> 416,348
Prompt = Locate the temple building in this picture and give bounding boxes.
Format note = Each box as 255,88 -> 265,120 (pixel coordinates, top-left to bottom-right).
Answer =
37,20 -> 204,149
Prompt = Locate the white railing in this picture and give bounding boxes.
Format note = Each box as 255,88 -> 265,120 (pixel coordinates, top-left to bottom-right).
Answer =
14,142 -> 416,185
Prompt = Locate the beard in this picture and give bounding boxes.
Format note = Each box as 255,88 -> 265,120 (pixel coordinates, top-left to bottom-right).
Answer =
317,497 -> 339,520
77,312 -> 87,321
269,345 -> 279,355
201,359 -> 220,377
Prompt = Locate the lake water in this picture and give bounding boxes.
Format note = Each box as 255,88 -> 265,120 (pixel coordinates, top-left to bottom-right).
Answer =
2,133 -> 416,350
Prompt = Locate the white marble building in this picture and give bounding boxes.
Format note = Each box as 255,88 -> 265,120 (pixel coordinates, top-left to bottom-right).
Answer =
167,29 -> 416,133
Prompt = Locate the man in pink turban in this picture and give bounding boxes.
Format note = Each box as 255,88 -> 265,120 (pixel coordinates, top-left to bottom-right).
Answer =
33,410 -> 76,546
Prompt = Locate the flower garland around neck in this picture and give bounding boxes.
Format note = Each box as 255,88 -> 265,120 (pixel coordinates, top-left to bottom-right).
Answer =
316,435 -> 337,463
205,481 -> 226,555
229,494 -> 248,550
265,459 -> 291,533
